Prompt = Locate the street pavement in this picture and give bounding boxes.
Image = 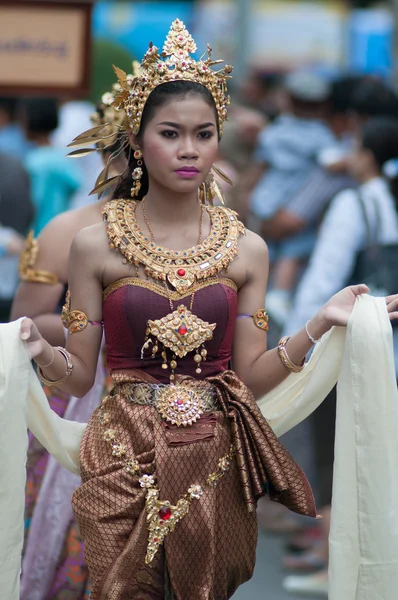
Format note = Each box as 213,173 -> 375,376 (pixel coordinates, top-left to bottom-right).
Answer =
233,528 -> 314,600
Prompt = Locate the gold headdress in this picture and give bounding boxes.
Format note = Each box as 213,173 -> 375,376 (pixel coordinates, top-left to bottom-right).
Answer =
89,89 -> 126,151
67,19 -> 234,201
112,19 -> 233,135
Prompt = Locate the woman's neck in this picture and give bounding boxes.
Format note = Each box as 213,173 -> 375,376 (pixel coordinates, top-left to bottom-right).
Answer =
143,182 -> 202,228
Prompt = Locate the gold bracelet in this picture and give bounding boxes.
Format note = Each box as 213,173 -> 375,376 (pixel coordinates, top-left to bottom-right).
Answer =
277,336 -> 305,373
35,346 -> 55,369
37,346 -> 73,387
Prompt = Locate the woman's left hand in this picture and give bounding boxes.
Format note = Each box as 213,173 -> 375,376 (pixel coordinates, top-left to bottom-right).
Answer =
316,285 -> 398,333
385,294 -> 398,321
318,284 -> 370,329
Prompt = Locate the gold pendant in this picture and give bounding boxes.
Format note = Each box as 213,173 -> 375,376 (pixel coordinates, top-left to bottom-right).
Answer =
146,305 -> 216,358
156,385 -> 204,427
145,487 -> 191,564
166,267 -> 195,295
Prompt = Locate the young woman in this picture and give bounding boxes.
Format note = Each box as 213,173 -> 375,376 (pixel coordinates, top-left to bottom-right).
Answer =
21,21 -> 398,599
12,95 -> 127,600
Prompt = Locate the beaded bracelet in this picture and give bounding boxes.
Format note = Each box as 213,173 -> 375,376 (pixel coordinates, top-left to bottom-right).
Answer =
305,321 -> 321,345
277,336 -> 305,373
37,346 -> 73,387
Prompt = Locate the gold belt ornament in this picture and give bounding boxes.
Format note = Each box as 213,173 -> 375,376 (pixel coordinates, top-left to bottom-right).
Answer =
119,382 -> 219,427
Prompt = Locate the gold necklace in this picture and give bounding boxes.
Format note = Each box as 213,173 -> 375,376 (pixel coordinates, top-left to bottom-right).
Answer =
140,197 -> 211,380
141,196 -> 204,312
103,198 -> 245,294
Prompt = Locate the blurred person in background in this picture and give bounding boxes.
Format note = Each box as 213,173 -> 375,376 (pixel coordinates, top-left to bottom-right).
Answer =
20,98 -> 82,235
259,75 -> 362,248
51,98 -> 103,210
12,94 -> 128,600
0,152 -> 34,322
0,97 -> 31,160
282,116 -> 398,597
249,71 -> 335,326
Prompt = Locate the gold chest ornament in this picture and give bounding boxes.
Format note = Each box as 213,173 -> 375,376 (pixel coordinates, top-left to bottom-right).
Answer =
103,198 -> 245,426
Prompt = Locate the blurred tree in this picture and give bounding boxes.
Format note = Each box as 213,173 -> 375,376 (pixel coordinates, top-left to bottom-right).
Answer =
89,38 -> 134,104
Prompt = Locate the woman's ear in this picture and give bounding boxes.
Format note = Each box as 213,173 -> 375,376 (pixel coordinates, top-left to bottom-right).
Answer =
129,131 -> 141,151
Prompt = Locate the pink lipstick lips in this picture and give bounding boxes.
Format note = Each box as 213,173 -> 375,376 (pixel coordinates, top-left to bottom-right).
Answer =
175,166 -> 200,178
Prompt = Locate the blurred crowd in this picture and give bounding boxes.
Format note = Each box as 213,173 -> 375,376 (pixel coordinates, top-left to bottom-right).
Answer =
2,67 -> 398,598
221,70 -> 398,597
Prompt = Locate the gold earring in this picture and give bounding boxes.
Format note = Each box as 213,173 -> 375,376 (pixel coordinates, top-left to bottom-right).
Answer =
131,149 -> 143,198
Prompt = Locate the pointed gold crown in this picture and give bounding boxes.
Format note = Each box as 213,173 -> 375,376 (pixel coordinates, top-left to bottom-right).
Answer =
112,19 -> 233,135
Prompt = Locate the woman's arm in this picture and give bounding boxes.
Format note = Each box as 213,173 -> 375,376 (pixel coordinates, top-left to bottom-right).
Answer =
11,215 -> 77,345
232,231 -> 375,399
21,225 -> 104,398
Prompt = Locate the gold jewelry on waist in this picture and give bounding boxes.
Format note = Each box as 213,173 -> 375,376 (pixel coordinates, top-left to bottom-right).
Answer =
19,231 -> 59,285
116,381 -> 220,427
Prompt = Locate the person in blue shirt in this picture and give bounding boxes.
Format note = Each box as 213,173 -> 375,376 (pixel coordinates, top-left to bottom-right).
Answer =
20,98 -> 82,235
0,97 -> 32,161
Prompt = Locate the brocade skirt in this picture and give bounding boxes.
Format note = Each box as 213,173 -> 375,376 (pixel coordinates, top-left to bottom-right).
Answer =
72,377 -> 257,600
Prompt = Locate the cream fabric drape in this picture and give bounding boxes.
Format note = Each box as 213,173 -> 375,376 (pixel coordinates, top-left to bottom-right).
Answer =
1,295 -> 397,599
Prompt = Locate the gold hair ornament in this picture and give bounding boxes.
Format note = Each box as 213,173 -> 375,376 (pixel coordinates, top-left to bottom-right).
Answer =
67,84 -> 129,197
18,231 -> 59,285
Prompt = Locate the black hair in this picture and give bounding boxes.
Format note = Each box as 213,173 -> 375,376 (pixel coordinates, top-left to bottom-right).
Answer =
113,80 -> 218,200
20,98 -> 59,135
362,116 -> 398,209
0,97 -> 18,120
352,79 -> 398,119
330,75 -> 363,114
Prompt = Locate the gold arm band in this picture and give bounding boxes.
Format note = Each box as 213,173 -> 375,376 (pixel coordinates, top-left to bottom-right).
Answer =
277,336 -> 305,373
21,269 -> 59,285
37,346 -> 73,387
19,231 -> 59,285
61,290 -> 102,333
236,308 -> 269,331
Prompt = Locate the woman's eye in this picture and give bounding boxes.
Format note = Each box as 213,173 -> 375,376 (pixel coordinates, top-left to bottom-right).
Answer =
161,130 -> 178,138
198,131 -> 213,140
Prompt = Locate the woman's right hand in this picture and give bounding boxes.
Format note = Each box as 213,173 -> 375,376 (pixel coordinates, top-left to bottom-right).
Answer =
20,317 -> 47,361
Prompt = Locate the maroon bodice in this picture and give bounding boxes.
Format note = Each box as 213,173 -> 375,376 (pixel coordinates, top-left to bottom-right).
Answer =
102,277 -> 238,382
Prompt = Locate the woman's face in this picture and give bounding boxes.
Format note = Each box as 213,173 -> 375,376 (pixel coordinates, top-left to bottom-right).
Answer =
347,137 -> 378,183
138,94 -> 219,194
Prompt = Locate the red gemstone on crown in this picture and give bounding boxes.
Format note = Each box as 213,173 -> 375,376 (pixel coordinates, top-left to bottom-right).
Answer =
177,399 -> 184,405
177,268 -> 186,277
158,506 -> 172,521
178,325 -> 187,336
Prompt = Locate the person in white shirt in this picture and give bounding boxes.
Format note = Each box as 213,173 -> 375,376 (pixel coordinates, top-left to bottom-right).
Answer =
282,117 -> 398,597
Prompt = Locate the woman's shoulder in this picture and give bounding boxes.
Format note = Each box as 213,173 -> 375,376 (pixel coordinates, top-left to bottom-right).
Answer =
70,222 -> 108,260
238,227 -> 269,260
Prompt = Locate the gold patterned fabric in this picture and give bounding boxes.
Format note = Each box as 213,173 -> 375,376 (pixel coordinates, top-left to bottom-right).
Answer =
72,370 -> 315,599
